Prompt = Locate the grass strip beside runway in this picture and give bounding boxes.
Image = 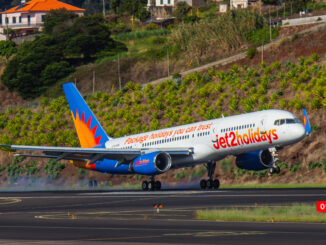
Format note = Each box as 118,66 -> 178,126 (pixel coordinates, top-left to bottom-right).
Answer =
221,183 -> 326,189
197,203 -> 326,222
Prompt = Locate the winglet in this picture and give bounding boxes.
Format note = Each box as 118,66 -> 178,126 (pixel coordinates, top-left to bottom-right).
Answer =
303,109 -> 311,136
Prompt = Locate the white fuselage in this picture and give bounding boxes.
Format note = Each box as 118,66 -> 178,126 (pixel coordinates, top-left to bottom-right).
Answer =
105,110 -> 306,168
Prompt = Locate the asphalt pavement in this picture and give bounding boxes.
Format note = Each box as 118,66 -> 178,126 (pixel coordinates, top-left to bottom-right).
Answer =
0,188 -> 326,244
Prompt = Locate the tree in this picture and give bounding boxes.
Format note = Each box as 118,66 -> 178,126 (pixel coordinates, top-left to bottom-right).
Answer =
0,40 -> 16,62
11,0 -> 22,6
64,14 -> 126,59
0,0 -> 12,11
1,10 -> 127,98
43,8 -> 78,35
1,36 -> 65,98
40,61 -> 74,86
111,0 -> 149,19
110,0 -> 122,13
173,2 -> 192,22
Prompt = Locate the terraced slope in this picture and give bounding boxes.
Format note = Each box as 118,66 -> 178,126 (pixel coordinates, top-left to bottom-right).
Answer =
0,54 -> 325,187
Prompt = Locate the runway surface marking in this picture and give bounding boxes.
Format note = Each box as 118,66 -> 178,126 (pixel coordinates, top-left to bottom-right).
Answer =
32,203 -> 321,221
80,190 -> 227,195
6,192 -> 326,199
0,197 -> 22,205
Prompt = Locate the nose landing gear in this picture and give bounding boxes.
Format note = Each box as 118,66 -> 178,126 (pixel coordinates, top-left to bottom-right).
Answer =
268,148 -> 281,174
200,161 -> 220,190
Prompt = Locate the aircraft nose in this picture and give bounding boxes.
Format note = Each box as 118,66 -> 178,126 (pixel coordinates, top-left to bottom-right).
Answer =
294,124 -> 306,140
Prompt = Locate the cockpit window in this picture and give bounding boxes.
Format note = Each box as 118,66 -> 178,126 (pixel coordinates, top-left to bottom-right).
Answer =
294,118 -> 301,123
274,118 -> 301,126
286,119 -> 295,124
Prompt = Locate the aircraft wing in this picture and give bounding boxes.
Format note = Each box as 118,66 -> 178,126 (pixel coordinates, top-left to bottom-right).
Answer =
0,145 -> 193,163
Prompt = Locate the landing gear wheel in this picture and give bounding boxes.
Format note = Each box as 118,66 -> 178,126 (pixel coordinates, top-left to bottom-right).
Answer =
213,179 -> 220,189
269,166 -> 280,175
155,181 -> 161,190
200,179 -> 207,189
206,179 -> 213,189
148,181 -> 155,191
142,181 -> 149,191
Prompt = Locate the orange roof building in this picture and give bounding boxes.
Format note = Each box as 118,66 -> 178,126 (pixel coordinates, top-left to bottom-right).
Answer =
0,0 -> 85,38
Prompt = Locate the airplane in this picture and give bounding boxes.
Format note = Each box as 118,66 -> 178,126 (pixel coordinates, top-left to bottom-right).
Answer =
0,83 -> 311,191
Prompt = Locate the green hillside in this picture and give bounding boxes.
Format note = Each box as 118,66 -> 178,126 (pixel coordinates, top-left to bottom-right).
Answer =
0,54 -> 325,187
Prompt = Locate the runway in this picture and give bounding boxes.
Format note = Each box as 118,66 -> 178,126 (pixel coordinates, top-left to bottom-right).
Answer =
1,188 -> 326,244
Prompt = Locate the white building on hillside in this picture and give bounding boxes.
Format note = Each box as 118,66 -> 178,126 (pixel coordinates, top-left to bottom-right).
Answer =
147,0 -> 206,18
0,0 -> 85,40
230,0 -> 249,9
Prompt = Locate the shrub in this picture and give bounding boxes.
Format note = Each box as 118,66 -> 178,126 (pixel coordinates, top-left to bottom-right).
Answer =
145,23 -> 159,30
221,159 -> 232,173
311,125 -> 321,132
289,163 -> 301,173
308,161 -> 322,170
175,170 -> 186,180
311,53 -> 320,62
278,162 -> 288,170
148,36 -> 167,45
25,161 -> 40,176
279,98 -> 287,109
144,48 -> 166,61
78,168 -> 87,178
170,9 -> 264,64
247,46 -> 257,59
271,61 -> 281,70
189,166 -> 206,180
44,159 -> 65,179
311,98 -> 322,109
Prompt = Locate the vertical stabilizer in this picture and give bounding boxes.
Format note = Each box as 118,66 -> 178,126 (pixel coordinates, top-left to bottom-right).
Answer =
303,109 -> 311,136
62,83 -> 110,148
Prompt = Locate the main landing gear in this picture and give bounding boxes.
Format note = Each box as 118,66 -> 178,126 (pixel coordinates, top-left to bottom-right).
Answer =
268,148 -> 281,174
200,162 -> 220,190
141,176 -> 161,191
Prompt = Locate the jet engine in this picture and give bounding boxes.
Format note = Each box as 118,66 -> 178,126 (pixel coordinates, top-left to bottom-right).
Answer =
236,149 -> 274,171
131,151 -> 172,175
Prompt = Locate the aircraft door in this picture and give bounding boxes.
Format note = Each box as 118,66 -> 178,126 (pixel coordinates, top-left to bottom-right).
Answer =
211,124 -> 218,143
260,115 -> 268,135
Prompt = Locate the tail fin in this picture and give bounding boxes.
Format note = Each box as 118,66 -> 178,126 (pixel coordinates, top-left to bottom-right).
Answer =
63,83 -> 111,148
302,109 -> 311,136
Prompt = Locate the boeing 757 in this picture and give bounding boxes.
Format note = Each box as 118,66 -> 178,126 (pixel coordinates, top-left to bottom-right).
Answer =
0,83 -> 311,190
